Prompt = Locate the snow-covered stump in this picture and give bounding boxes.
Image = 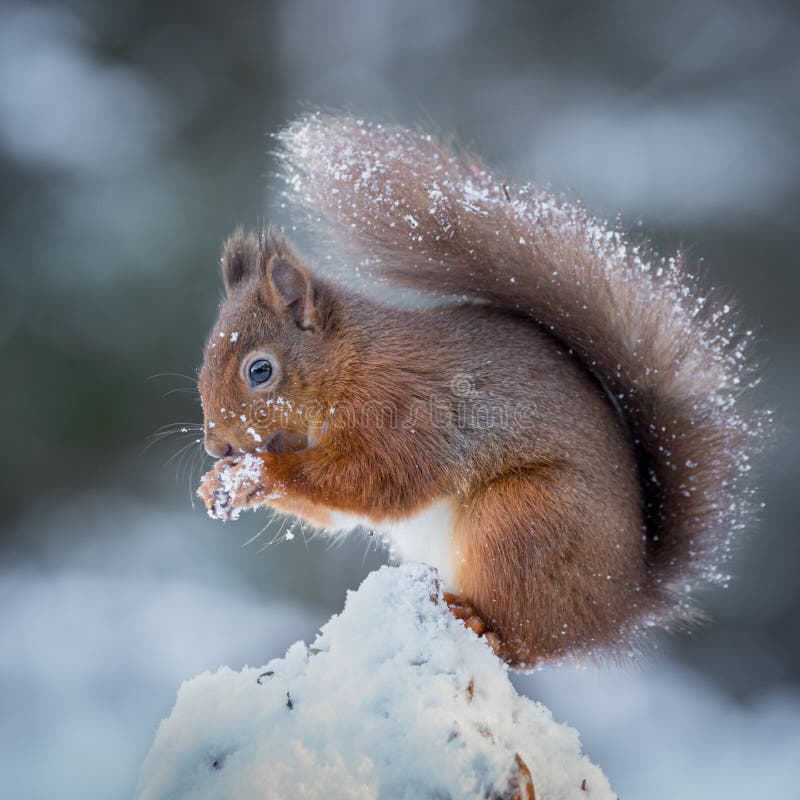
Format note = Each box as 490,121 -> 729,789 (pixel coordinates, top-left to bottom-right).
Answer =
137,564 -> 615,799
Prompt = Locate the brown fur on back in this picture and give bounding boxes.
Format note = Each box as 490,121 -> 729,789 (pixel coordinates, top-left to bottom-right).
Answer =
276,114 -> 767,628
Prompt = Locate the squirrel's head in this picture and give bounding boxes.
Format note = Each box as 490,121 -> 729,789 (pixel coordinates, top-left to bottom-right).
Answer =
198,228 -> 335,459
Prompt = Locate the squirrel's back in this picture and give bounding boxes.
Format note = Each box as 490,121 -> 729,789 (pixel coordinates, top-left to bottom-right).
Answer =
276,114 -> 767,630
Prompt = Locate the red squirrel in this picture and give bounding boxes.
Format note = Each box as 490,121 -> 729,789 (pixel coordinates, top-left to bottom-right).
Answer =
196,114 -> 763,666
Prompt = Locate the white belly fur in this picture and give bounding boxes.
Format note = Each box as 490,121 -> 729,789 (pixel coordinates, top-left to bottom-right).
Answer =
325,500 -> 458,588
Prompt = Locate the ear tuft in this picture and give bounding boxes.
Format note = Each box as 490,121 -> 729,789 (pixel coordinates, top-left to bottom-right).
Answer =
221,228 -> 259,293
265,252 -> 321,332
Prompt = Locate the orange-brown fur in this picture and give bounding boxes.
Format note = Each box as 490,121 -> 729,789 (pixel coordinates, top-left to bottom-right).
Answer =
196,116 -> 762,666
199,233 -> 650,664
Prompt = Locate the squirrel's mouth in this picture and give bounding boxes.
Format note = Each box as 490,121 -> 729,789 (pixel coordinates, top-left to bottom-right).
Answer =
256,427 -> 310,456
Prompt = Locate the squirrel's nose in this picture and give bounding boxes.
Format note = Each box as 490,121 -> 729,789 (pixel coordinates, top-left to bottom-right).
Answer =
204,434 -> 233,459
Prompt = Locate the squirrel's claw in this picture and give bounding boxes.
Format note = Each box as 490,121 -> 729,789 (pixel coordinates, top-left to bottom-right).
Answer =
443,592 -> 512,661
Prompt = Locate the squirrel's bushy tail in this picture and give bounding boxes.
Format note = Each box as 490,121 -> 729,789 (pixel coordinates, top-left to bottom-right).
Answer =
278,114 -> 765,621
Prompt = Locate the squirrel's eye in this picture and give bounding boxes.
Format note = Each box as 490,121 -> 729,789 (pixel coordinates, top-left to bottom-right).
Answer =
247,358 -> 273,387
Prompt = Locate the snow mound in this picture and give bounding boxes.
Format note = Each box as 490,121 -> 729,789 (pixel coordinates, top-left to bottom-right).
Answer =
137,564 -> 615,799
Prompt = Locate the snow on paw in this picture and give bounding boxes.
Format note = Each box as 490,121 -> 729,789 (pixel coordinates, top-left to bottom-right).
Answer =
198,453 -> 281,521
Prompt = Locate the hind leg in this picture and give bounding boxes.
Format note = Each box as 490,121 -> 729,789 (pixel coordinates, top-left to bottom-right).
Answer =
451,466 -> 644,666
443,592 -> 512,660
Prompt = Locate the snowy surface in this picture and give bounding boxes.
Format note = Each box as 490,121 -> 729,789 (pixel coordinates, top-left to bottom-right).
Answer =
137,563 -> 614,800
2,495 -> 800,800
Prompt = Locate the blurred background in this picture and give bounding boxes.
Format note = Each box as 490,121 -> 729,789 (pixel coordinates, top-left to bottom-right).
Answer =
1,0 -> 798,797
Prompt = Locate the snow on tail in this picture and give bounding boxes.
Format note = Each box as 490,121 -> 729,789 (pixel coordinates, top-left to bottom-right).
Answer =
277,113 -> 766,618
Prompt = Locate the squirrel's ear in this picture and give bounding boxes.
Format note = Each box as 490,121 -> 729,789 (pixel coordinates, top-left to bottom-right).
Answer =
221,228 -> 259,294
264,254 -> 322,332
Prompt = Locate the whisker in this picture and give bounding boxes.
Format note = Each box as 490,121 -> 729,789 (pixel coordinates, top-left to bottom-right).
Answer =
146,429 -> 200,444
142,432 -> 197,455
164,438 -> 202,469
299,519 -> 311,548
186,440 -> 201,497
148,372 -> 199,385
244,507 -> 281,551
174,439 -> 196,484
150,422 -> 204,434
271,515 -> 290,547
142,427 -> 202,455
256,535 -> 274,554
242,519 -> 270,547
188,444 -> 210,510
258,512 -> 290,552
179,440 -> 195,501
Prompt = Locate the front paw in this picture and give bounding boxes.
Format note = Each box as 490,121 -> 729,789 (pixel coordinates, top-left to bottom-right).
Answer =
198,453 -> 281,521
